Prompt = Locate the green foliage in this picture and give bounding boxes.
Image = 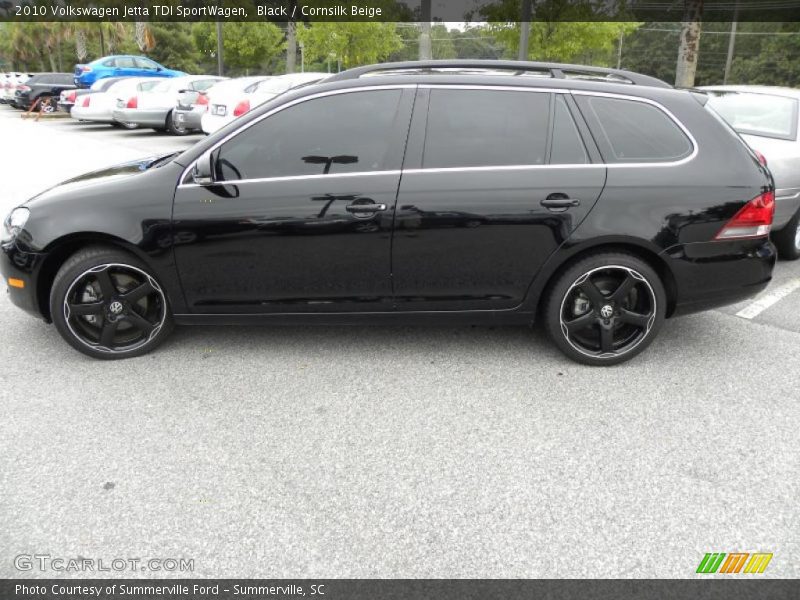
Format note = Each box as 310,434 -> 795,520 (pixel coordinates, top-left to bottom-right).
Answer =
193,22 -> 284,76
144,22 -> 199,73
296,22 -> 403,70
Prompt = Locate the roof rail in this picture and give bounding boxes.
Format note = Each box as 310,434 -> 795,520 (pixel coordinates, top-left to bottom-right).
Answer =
326,60 -> 672,89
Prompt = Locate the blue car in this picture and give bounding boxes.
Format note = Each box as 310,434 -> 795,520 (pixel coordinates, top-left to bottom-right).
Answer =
73,55 -> 185,88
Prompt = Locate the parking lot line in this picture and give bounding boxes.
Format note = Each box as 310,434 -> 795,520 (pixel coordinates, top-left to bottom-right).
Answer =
735,277 -> 800,319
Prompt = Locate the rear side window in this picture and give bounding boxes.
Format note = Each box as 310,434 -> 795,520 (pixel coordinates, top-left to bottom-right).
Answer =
579,96 -> 693,163
422,89 -> 550,168
116,57 -> 136,69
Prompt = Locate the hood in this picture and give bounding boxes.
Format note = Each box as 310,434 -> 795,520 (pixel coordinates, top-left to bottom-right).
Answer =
26,153 -> 178,207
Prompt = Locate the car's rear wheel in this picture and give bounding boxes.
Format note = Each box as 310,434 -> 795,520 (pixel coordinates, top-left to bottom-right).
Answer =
50,247 -> 173,359
543,252 -> 666,366
771,209 -> 800,261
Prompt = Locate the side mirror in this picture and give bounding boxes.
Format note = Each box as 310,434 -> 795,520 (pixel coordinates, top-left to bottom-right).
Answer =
192,151 -> 214,185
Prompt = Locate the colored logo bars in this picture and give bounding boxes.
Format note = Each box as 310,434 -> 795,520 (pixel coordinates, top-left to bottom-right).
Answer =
696,553 -> 773,574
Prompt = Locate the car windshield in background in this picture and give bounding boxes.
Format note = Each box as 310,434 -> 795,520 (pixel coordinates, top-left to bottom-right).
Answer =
705,91 -> 799,140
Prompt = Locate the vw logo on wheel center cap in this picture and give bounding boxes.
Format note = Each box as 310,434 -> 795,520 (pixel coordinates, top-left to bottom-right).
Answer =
600,305 -> 614,319
109,301 -> 124,315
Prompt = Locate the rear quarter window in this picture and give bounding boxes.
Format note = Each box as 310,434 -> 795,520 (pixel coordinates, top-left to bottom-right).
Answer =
577,95 -> 693,163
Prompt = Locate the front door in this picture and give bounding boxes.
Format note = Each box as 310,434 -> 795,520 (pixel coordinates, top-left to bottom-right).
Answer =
392,87 -> 607,311
172,87 -> 414,313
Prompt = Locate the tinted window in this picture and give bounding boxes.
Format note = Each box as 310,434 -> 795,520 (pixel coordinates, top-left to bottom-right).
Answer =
116,57 -> 136,69
134,58 -> 159,70
705,91 -> 798,141
550,96 -> 588,164
423,89 -> 550,168
582,96 -> 693,163
215,90 -> 403,181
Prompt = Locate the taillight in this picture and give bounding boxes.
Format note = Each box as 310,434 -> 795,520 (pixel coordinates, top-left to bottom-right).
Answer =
233,99 -> 250,117
196,93 -> 209,106
126,96 -> 138,109
754,150 -> 768,167
18,85 -> 30,92
715,191 -> 775,240
67,91 -> 77,103
82,96 -> 90,107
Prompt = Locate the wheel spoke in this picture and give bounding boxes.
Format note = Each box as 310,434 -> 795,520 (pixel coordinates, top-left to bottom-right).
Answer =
618,308 -> 652,329
68,301 -> 104,316
600,326 -> 614,354
564,312 -> 596,334
124,309 -> 155,335
98,319 -> 119,347
120,280 -> 154,304
578,278 -> 606,308
94,269 -> 117,300
610,274 -> 636,303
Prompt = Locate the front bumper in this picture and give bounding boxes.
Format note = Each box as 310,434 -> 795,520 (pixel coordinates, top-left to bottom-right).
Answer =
663,237 -> 776,316
0,240 -> 46,319
112,108 -> 169,128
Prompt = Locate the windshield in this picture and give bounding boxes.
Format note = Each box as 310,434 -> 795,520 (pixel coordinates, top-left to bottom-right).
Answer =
705,91 -> 798,141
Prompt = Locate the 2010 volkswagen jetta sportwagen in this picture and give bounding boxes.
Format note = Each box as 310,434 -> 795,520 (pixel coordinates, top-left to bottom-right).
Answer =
1,61 -> 777,366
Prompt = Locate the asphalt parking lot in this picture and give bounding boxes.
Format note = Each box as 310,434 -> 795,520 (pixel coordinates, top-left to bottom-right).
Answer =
0,107 -> 798,579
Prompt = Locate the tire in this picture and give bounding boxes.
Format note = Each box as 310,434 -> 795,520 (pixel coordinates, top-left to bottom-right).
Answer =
771,208 -> 800,261
165,110 -> 188,136
50,246 -> 173,360
542,252 -> 667,366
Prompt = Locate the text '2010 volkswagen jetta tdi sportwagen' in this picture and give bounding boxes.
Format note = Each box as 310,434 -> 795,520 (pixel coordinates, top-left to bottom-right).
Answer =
1,61 -> 777,366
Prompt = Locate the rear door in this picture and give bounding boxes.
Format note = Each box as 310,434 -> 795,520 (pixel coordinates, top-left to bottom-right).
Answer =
392,86 -> 606,312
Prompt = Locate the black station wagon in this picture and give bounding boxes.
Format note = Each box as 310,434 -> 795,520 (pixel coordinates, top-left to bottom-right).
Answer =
1,61 -> 776,365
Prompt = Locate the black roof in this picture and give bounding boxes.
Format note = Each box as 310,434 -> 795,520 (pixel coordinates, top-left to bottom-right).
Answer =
327,60 -> 671,89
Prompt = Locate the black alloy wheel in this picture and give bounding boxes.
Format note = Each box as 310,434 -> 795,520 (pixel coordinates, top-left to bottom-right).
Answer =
544,253 -> 666,366
50,247 -> 173,359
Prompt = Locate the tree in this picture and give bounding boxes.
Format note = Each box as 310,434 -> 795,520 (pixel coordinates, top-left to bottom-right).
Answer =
145,23 -> 199,73
193,22 -> 284,76
296,23 -> 403,71
675,0 -> 703,87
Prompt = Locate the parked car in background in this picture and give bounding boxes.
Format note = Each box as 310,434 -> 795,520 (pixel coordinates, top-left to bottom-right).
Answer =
171,77 -> 230,135
11,73 -> 75,110
1,60 -> 777,365
1,73 -> 33,104
58,76 -> 127,113
704,85 -> 800,260
71,77 -> 167,129
74,55 -> 185,88
198,76 -> 272,134
112,75 -> 224,134
201,73 -> 327,134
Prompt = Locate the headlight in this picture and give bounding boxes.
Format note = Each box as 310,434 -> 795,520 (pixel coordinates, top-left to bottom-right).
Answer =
2,207 -> 30,242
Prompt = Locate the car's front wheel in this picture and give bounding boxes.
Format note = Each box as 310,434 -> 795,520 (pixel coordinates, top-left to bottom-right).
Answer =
50,246 -> 173,359
543,252 -> 667,366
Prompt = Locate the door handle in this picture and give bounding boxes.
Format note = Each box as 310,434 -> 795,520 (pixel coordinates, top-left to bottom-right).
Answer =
346,203 -> 386,214
541,194 -> 580,210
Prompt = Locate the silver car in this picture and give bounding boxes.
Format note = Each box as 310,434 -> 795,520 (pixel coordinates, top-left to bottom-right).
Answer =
703,85 -> 800,260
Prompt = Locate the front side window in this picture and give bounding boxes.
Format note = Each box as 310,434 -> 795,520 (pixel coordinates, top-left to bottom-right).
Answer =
580,96 -> 693,163
134,58 -> 159,70
214,89 -> 403,181
422,89 -> 550,168
705,91 -> 798,141
116,57 -> 136,69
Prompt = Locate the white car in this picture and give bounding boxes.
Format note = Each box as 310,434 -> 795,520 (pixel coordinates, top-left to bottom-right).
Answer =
199,76 -> 272,135
200,73 -> 327,134
70,77 -> 167,128
1,73 -> 32,104
112,75 -> 224,134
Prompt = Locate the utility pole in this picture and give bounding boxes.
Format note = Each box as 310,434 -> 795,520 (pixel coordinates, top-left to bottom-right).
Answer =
216,21 -> 224,76
723,2 -> 740,84
675,0 -> 704,88
518,0 -> 532,61
419,0 -> 432,60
